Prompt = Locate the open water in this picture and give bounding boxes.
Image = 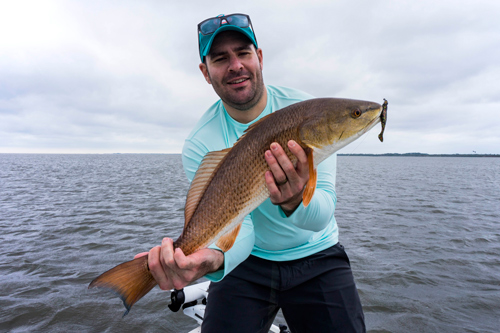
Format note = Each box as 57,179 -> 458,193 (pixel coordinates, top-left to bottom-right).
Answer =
0,154 -> 499,332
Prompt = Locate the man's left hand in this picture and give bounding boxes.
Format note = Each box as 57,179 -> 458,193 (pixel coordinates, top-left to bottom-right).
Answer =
264,140 -> 310,216
134,238 -> 224,291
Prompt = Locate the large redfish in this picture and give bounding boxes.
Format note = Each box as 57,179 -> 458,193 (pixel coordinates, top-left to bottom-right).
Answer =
89,98 -> 388,314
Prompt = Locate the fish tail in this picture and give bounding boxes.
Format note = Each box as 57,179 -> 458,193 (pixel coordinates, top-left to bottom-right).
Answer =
88,255 -> 157,316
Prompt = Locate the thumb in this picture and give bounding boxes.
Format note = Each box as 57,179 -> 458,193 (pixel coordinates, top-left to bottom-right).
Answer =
173,247 -> 193,269
134,251 -> 149,259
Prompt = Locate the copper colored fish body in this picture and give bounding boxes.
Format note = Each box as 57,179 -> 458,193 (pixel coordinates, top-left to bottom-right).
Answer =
89,98 -> 388,314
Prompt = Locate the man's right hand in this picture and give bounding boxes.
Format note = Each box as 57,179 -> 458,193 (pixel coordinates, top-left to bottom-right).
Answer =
134,238 -> 224,290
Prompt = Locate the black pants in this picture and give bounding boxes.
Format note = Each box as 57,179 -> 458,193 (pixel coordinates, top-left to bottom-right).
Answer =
202,243 -> 365,333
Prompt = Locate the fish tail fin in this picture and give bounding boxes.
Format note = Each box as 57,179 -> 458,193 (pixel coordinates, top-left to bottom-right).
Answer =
88,255 -> 157,316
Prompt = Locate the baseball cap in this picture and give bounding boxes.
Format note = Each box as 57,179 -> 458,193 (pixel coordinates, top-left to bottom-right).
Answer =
198,13 -> 258,62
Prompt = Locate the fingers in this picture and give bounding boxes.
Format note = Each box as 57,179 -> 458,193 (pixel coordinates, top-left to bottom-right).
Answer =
134,251 -> 149,259
265,144 -> 288,186
147,239 -> 224,291
265,170 -> 280,198
148,238 -> 183,290
288,140 -> 309,178
266,141 -> 308,180
161,238 -> 187,290
160,237 -> 176,270
148,245 -> 170,290
265,141 -> 309,186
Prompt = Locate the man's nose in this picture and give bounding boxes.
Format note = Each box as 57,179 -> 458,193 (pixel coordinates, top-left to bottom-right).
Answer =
228,55 -> 243,72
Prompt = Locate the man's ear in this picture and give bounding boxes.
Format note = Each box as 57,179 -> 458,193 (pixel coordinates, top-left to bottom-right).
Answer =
199,63 -> 212,84
257,48 -> 264,71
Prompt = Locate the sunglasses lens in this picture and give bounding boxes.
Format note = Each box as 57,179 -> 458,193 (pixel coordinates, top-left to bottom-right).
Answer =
227,15 -> 249,28
200,18 -> 221,35
199,15 -> 250,36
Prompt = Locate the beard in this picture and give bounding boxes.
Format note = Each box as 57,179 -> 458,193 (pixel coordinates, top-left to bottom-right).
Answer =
208,66 -> 265,111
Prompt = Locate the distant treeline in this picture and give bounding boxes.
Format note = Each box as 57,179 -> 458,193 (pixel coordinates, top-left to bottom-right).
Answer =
338,153 -> 500,157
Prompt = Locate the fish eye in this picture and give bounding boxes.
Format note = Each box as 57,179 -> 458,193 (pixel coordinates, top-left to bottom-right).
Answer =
351,109 -> 362,118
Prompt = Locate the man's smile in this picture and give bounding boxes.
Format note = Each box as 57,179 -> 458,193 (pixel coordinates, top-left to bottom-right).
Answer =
227,77 -> 250,86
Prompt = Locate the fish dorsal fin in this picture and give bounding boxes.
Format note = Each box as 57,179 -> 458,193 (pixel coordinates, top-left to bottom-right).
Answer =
216,223 -> 242,252
302,150 -> 317,207
184,148 -> 231,227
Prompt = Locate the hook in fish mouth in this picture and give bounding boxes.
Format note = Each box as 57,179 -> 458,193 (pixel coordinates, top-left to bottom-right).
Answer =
378,99 -> 388,142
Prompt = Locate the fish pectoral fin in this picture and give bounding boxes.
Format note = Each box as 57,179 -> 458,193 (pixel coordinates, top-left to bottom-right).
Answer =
302,150 -> 317,207
216,223 -> 242,252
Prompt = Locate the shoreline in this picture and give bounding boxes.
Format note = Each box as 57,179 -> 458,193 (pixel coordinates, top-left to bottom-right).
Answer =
1,153 -> 499,157
338,153 -> 500,157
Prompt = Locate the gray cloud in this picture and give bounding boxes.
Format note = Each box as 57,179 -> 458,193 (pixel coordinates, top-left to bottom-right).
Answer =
1,0 -> 499,154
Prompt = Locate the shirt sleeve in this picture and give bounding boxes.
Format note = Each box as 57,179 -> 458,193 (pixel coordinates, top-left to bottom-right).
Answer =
182,139 -> 256,282
182,138 -> 207,181
284,154 -> 337,232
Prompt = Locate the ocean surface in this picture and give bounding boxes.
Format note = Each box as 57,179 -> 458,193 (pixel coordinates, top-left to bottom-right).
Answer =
0,154 -> 499,332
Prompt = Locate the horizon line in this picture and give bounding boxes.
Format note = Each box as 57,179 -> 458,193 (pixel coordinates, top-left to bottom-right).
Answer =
1,152 -> 499,156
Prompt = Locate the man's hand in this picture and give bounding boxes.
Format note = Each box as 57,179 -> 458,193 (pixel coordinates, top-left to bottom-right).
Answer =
134,238 -> 224,290
264,140 -> 310,216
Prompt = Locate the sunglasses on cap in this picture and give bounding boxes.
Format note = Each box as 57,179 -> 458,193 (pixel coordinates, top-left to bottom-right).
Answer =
197,13 -> 258,61
198,13 -> 254,36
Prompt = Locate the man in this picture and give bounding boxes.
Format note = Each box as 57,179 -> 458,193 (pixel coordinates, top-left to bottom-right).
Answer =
142,13 -> 365,332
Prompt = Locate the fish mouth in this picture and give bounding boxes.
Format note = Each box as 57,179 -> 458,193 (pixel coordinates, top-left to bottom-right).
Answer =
362,104 -> 383,135
360,99 -> 387,141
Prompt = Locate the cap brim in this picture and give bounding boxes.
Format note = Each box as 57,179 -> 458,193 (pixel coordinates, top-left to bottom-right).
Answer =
200,25 -> 257,60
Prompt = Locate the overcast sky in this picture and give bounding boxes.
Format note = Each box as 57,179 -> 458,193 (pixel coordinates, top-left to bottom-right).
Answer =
1,0 -> 499,154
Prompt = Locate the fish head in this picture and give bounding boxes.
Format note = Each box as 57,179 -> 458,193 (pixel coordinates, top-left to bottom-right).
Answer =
299,98 -> 384,160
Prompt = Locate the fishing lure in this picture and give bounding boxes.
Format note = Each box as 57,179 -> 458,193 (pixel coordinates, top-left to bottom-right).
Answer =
378,99 -> 388,142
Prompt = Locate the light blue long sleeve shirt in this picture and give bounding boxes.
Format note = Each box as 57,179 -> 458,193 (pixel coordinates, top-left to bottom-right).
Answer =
182,85 -> 338,281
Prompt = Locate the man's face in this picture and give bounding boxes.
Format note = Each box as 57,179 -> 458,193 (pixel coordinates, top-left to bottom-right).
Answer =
200,31 -> 265,111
